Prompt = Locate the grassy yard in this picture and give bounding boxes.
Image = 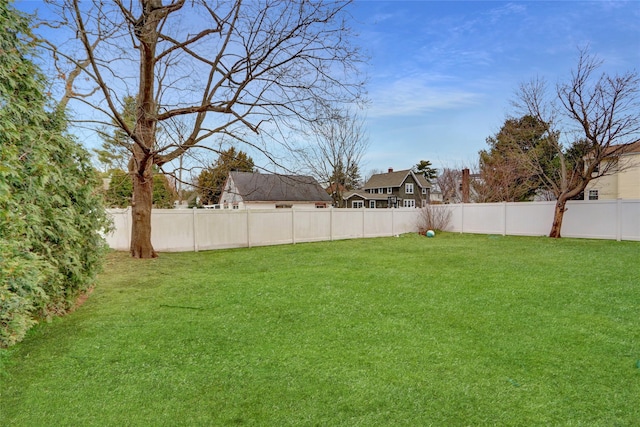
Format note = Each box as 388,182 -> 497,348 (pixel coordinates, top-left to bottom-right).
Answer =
1,233 -> 639,425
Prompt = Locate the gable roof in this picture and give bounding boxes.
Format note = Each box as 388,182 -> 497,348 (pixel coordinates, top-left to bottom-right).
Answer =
228,171 -> 332,202
342,189 -> 389,201
603,140 -> 640,156
364,169 -> 431,189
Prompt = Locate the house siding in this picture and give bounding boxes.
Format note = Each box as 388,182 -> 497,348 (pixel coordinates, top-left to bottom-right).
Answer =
345,169 -> 432,208
585,152 -> 640,200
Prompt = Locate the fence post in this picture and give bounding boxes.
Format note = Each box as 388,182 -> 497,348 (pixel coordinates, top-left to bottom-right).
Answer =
192,207 -> 198,252
292,209 -> 296,244
616,198 -> 622,241
246,209 -> 251,248
391,208 -> 395,236
362,207 -> 366,238
502,202 -> 507,236
330,208 -> 334,241
126,206 -> 132,250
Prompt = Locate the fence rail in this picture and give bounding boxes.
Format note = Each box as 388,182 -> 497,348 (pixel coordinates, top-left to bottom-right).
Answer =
105,199 -> 640,252
105,207 -> 421,252
442,199 -> 640,241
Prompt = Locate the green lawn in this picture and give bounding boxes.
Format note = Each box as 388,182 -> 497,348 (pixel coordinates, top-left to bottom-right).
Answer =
1,233 -> 639,426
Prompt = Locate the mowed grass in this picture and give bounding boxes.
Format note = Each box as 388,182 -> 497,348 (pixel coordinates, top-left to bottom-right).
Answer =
1,233 -> 639,425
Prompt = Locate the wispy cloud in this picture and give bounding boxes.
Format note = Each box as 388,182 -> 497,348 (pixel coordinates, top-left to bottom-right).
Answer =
367,74 -> 483,118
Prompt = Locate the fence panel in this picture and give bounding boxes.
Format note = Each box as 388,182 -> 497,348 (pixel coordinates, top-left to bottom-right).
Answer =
620,200 -> 640,241
105,200 -> 640,252
196,210 -> 249,250
331,209 -> 366,239
293,209 -> 332,243
105,208 -> 131,251
247,210 -> 294,247
562,201 -> 618,240
364,209 -> 394,237
459,203 -> 504,235
150,209 -> 195,251
505,202 -> 554,236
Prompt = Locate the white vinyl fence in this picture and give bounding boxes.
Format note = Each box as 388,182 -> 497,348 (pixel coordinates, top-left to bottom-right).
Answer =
105,207 -> 421,252
443,199 -> 640,241
105,199 -> 640,252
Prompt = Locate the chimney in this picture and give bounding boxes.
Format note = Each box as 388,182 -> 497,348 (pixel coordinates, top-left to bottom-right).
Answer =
388,167 -> 393,173
461,168 -> 470,203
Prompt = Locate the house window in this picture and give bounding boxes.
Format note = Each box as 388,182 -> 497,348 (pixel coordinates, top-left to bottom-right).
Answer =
276,204 -> 292,208
588,190 -> 599,200
369,200 -> 376,209
422,187 -> 427,194
421,199 -> 427,208
405,183 -> 414,194
379,188 -> 384,194
352,200 -> 364,208
403,199 -> 415,208
315,203 -> 327,208
387,187 -> 392,194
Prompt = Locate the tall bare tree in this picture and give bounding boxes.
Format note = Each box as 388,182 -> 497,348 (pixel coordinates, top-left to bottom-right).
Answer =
436,168 -> 461,203
41,0 -> 364,257
295,106 -> 368,207
515,48 -> 640,237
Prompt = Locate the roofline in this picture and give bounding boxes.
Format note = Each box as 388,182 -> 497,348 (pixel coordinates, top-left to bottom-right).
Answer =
363,168 -> 430,189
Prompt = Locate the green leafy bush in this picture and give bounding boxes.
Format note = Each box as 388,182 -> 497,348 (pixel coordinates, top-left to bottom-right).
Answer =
0,3 -> 110,347
103,168 -> 177,208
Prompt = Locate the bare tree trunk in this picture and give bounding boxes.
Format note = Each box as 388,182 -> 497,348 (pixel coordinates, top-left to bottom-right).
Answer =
549,196 -> 568,238
128,0 -> 161,258
130,161 -> 157,258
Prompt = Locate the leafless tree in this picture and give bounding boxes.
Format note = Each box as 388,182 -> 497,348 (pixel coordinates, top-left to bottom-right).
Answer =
514,48 -> 640,237
39,0 -> 365,257
417,204 -> 452,232
435,168 -> 461,203
294,106 -> 369,207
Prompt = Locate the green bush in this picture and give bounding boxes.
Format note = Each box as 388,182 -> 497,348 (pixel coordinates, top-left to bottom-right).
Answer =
104,168 -> 177,208
0,3 -> 110,347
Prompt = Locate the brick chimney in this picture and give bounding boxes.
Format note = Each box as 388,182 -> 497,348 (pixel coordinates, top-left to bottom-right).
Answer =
461,168 -> 470,203
388,167 -> 393,173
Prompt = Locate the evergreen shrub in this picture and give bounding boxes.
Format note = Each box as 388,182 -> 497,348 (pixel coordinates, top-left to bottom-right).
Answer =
0,3 -> 110,347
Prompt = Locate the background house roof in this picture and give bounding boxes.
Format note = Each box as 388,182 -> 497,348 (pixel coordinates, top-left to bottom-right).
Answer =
364,169 -> 431,189
603,140 -> 640,156
229,172 -> 332,202
342,190 -> 389,201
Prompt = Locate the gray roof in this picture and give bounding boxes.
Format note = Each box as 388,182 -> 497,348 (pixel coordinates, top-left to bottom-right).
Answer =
364,169 -> 431,189
229,172 -> 332,202
343,190 -> 388,200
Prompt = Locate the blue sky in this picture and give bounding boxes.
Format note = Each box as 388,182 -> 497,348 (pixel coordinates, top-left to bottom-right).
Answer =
14,0 -> 640,178
348,0 -> 640,174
